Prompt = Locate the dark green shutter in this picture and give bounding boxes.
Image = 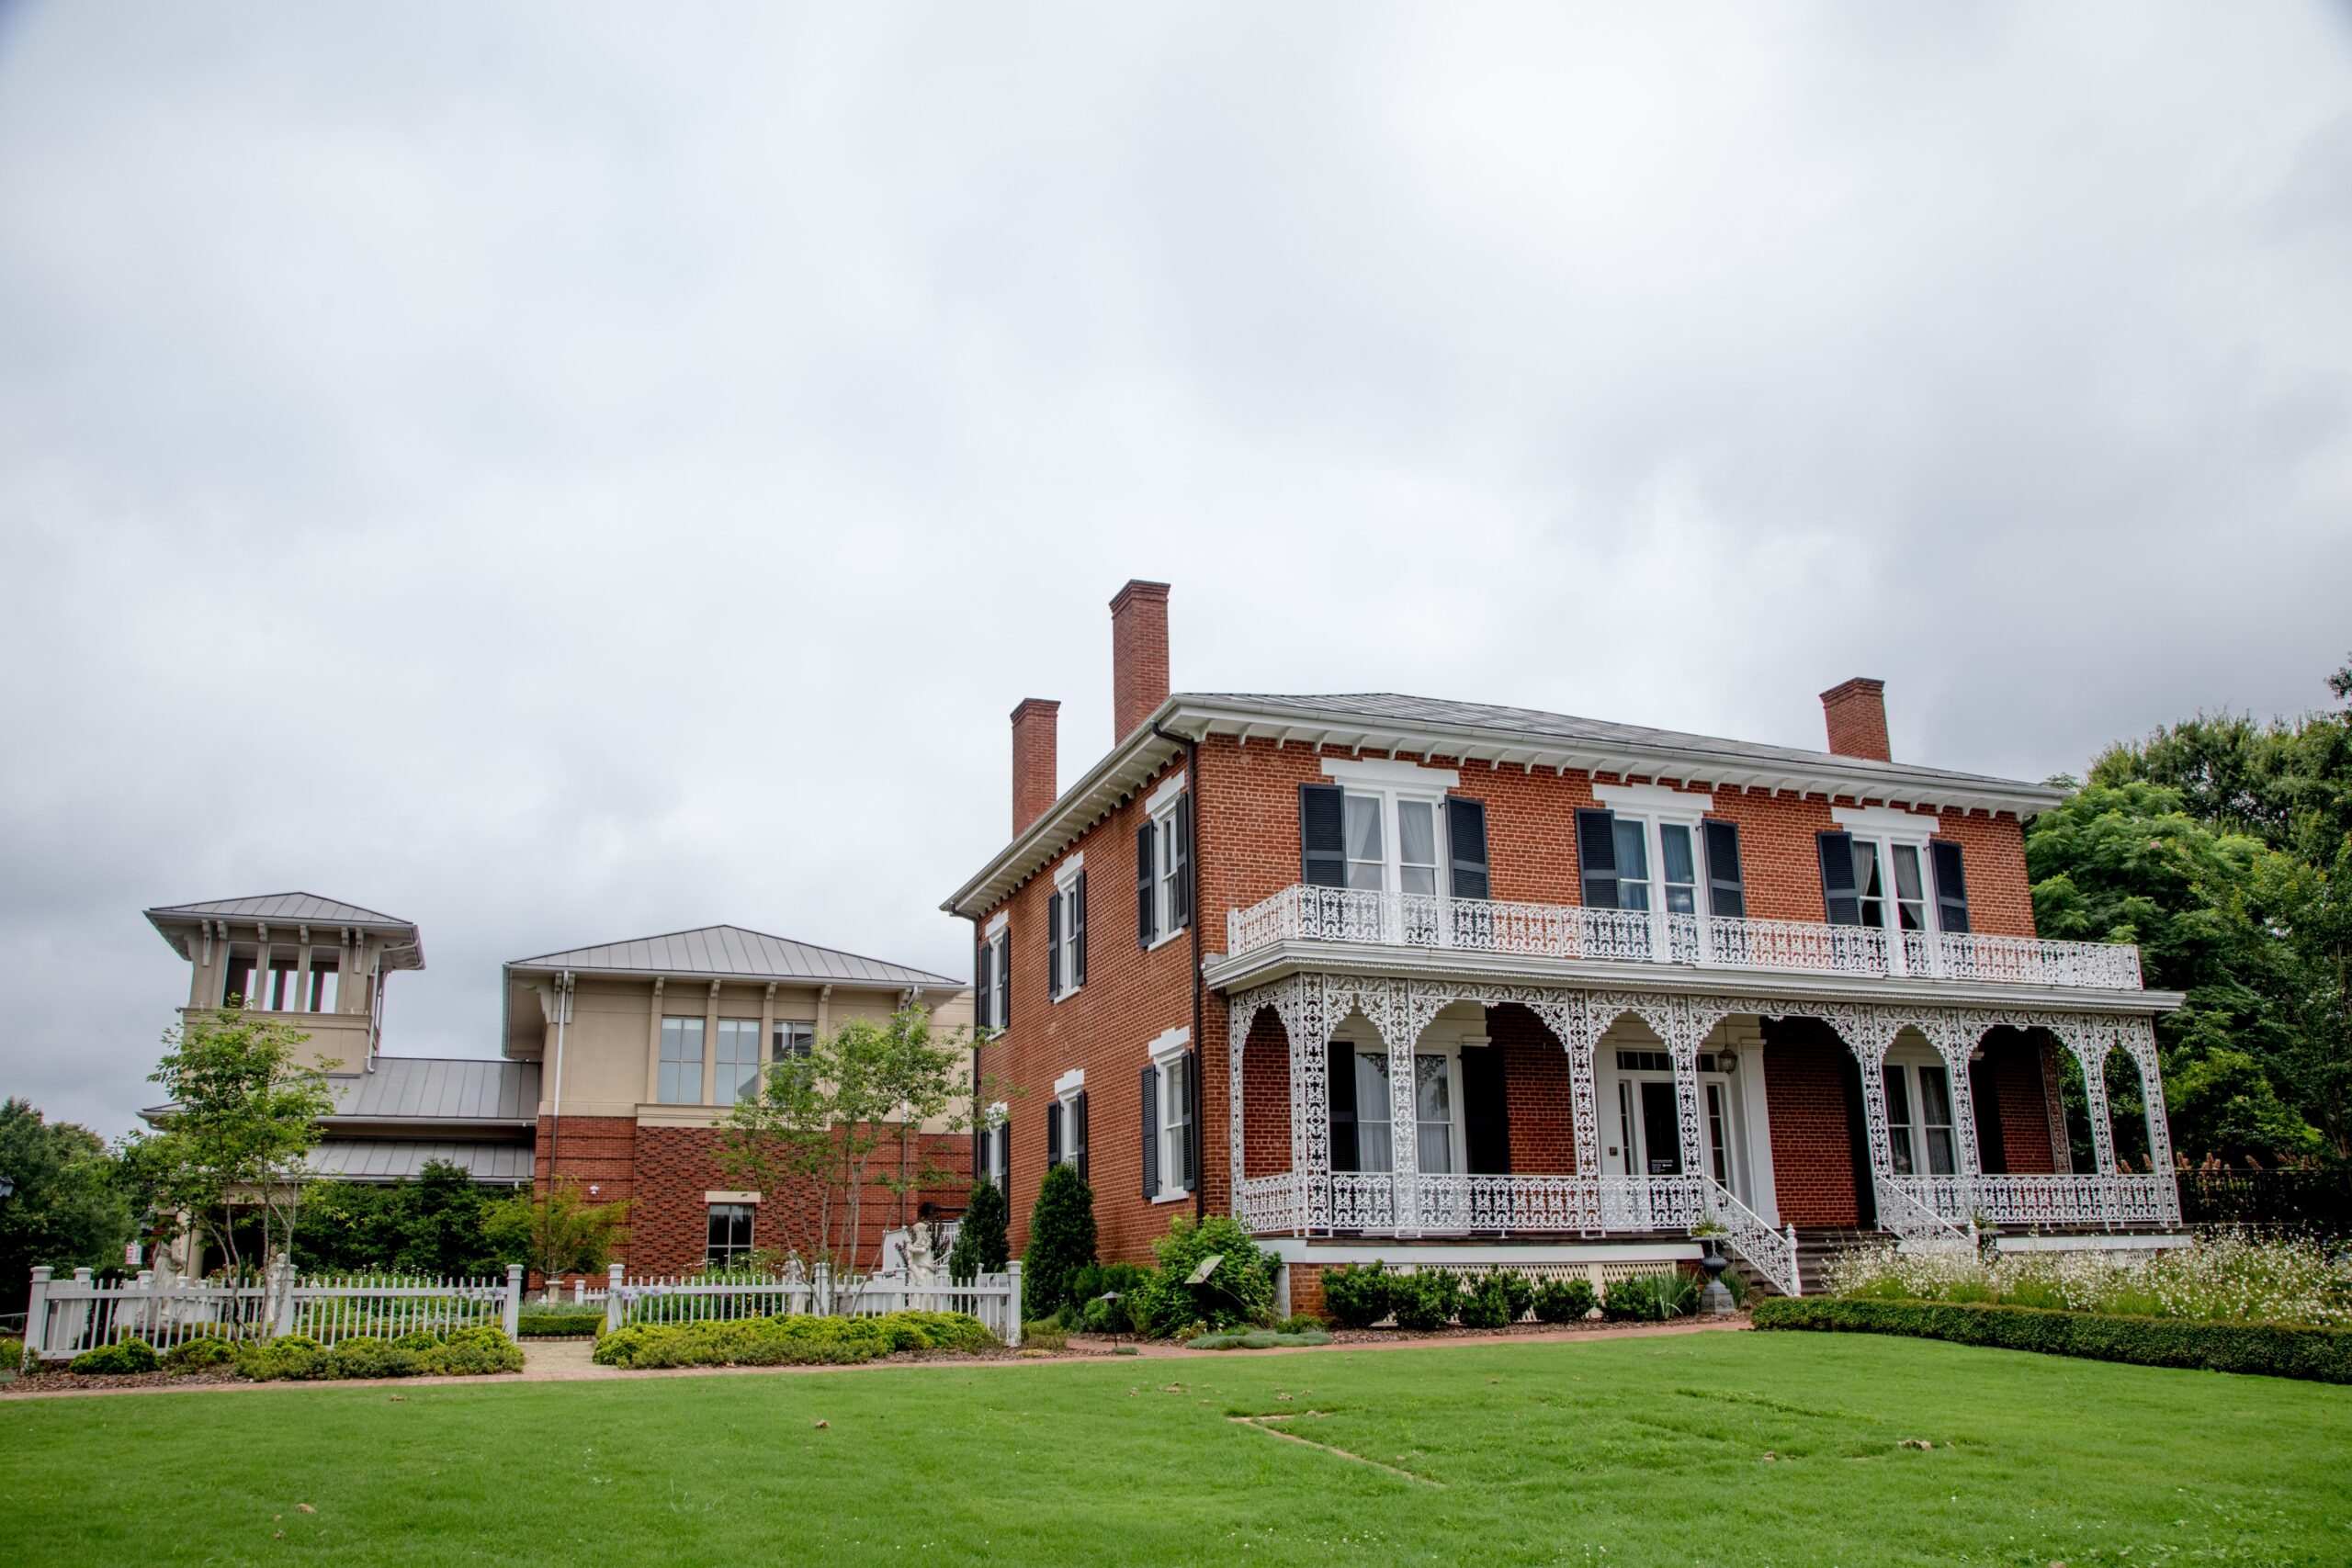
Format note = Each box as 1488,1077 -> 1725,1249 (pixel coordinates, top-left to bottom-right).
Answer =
1818,832 -> 1860,925
1072,1090 -> 1089,1184
1702,819 -> 1746,919
976,936 -> 994,1031
1046,1100 -> 1063,1166
1462,1044 -> 1511,1176
1136,820 -> 1158,949
1446,796 -> 1490,899
1577,809 -> 1621,908
1140,1064 -> 1159,1200
1930,840 -> 1971,933
1072,873 -> 1088,987
1046,890 -> 1062,998
996,934 -> 1009,1027
1180,1052 -> 1198,1191
1300,784 -> 1346,886
1328,1041 -> 1360,1172
1171,795 -> 1193,931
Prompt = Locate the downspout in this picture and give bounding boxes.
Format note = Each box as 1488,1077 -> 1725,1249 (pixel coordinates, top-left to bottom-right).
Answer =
1153,721 -> 1206,1222
547,970 -> 572,1193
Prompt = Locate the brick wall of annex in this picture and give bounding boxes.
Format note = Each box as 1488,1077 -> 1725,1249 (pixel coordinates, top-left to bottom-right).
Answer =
1761,1020 -> 1863,1227
1985,1031 -> 2061,1175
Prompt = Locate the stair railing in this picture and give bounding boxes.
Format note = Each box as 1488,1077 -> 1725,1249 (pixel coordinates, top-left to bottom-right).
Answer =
1701,1178 -> 1803,1298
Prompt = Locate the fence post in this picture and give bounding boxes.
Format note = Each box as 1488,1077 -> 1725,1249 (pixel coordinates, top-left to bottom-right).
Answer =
61,1267 -> 96,1356
1007,1261 -> 1023,1348
272,1258 -> 296,1337
23,1267 -> 51,1362
814,1262 -> 831,1317
605,1263 -> 625,1335
503,1264 -> 524,1339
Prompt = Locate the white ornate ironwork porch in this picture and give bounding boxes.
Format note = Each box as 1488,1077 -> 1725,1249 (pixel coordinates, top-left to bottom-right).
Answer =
1226,972 -> 2180,1297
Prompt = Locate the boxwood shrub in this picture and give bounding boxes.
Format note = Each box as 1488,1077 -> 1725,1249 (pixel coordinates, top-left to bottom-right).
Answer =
161,1336 -> 238,1372
516,1309 -> 606,1338
238,1325 -> 524,1382
592,1310 -> 994,1371
0,1335 -> 24,1371
69,1338 -> 159,1375
1319,1262 -> 1394,1329
1532,1278 -> 1597,1324
1753,1296 -> 2352,1383
1390,1269 -> 1459,1332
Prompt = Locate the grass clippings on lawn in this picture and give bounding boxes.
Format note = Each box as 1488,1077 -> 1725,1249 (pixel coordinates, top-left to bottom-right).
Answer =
2,1331 -> 2346,1565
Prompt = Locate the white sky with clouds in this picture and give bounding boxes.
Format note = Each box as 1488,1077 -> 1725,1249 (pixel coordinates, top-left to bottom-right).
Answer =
3,2 -> 2348,1137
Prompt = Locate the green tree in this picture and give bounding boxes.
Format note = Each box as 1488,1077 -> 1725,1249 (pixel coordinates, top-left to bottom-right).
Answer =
121,1010 -> 334,1299
481,1179 -> 631,1280
297,1160 -> 503,1277
1023,1160 -> 1096,1320
945,1179 -> 1009,1280
717,1003 -> 971,1274
0,1100 -> 131,1315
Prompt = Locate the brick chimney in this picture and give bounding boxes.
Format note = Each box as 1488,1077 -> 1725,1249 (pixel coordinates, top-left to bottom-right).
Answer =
1011,698 -> 1060,836
1821,677 -> 1892,761
1110,579 -> 1171,741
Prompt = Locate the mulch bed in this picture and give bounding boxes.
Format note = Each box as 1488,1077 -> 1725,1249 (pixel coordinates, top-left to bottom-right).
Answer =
5,1366 -> 245,1394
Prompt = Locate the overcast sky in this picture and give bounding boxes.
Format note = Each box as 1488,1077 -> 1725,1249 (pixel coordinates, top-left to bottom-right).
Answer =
4,3 -> 2348,1138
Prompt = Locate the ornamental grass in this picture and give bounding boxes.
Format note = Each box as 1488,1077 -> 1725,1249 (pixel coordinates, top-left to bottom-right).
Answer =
1824,1234 -> 2352,1327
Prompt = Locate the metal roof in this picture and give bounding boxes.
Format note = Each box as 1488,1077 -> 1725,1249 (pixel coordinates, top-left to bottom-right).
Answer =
144,893 -> 425,971
306,1138 -> 535,1184
506,925 -> 959,988
324,1058 -> 538,1125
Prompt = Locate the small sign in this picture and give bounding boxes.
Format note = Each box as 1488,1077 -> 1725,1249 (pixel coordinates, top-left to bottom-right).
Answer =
1185,1254 -> 1224,1286
124,1243 -> 143,1268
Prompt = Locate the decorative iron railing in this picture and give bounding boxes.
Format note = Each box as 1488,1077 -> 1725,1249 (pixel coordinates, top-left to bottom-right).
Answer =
1885,1171 -> 2182,1231
1227,885 -> 2143,991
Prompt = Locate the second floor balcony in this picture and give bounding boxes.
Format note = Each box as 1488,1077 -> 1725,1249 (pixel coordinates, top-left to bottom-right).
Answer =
1226,884 -> 2144,992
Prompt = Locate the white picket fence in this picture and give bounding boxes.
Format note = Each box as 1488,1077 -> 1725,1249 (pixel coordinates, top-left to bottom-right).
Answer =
599,1260 -> 1024,1347
21,1263 -> 525,1365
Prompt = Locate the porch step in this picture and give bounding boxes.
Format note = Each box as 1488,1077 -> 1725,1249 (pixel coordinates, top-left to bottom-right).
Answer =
1789,1227 -> 1893,1297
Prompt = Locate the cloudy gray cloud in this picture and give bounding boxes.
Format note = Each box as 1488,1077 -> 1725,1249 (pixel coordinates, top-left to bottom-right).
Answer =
3,1 -> 2347,1137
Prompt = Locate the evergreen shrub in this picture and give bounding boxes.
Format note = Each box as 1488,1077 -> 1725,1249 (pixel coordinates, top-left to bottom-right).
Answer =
591,1310 -> 993,1370
161,1336 -> 236,1371
1455,1273 -> 1515,1329
1321,1262 -> 1394,1329
68,1338 -> 158,1375
1390,1269 -> 1459,1332
1023,1163 -> 1098,1320
947,1179 -> 1011,1280
1129,1215 -> 1276,1337
1532,1278 -> 1598,1324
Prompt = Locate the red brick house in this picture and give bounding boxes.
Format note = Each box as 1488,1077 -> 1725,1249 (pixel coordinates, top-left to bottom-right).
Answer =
945,581 -> 2183,1308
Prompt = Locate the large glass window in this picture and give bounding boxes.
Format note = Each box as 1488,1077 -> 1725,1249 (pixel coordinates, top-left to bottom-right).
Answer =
1158,1059 -> 1190,1198
715,1020 -> 761,1101
1882,1059 -> 1958,1177
1354,1051 -> 1393,1171
1659,825 -> 1700,915
1344,795 -> 1385,890
1917,1064 -> 1957,1175
1882,1062 -> 1916,1175
659,1017 -> 706,1104
1415,1054 -> 1454,1175
706,1203 -> 754,1266
1351,1049 -> 1461,1174
1614,819 -> 1652,910
1396,800 -> 1440,896
1338,789 -> 1449,896
1854,840 -> 1886,930
1891,844 -> 1928,931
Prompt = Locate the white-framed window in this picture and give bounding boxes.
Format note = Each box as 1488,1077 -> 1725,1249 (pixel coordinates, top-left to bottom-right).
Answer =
1049,1068 -> 1088,1179
1153,1056 -> 1191,1200
658,1017 -> 707,1104
1336,787 -> 1447,895
1825,807 -> 1965,937
715,1020 -> 761,1101
983,1101 -> 1011,1190
989,930 -> 1010,1027
1140,778 -> 1191,948
706,1202 -> 754,1266
1883,1055 -> 1959,1176
1344,1044 -> 1465,1176
1589,785 -> 1719,915
1049,857 -> 1086,1000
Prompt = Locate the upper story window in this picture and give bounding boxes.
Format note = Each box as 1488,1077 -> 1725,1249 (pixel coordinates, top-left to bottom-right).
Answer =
1047,857 -> 1087,1000
1819,808 -> 1970,934
1577,788 -> 1745,919
975,916 -> 1011,1032
1046,1069 -> 1088,1180
1136,775 -> 1193,949
1301,763 -> 1491,902
715,1019 -> 762,1101
658,1016 -> 706,1104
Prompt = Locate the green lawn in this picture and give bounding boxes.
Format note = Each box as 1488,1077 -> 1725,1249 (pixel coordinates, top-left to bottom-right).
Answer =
3,1333 -> 2346,1566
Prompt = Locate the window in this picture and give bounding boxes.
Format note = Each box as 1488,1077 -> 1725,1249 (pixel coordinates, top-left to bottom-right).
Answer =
1049,862 -> 1086,999
715,1020 -> 761,1101
990,931 -> 1011,1025
706,1203 -> 754,1266
1613,818 -> 1651,910
977,923 -> 1012,1030
658,1017 -> 706,1104
305,961 -> 339,1013
1142,1051 -> 1194,1201
1339,790 -> 1444,894
1414,1055 -> 1453,1175
982,1103 -> 1011,1190
1346,1049 -> 1462,1175
1046,1079 -> 1088,1180
1577,801 -> 1746,919
1883,1059 -> 1958,1176
266,960 -> 299,1010
772,1020 -> 814,1061
1137,786 -> 1193,949
1820,822 -> 1970,936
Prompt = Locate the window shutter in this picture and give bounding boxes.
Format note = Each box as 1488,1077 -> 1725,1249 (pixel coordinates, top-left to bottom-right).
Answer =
1702,820 -> 1747,919
1140,1063 -> 1159,1200
993,1122 -> 1010,1190
1072,1090 -> 1089,1183
1930,840 -> 1971,933
972,1118 -> 984,1190
1462,1044 -> 1511,1176
1171,795 -> 1193,931
1446,796 -> 1490,900
1046,891 -> 1062,998
1327,1041 -> 1360,1172
1046,1100 -> 1063,1167
1818,832 -> 1861,926
976,938 -> 995,1032
1180,1051 -> 1198,1191
1300,784 -> 1347,886
1577,809 -> 1621,908
1072,873 -> 1088,987
997,935 -> 1010,1027
1136,820 -> 1158,949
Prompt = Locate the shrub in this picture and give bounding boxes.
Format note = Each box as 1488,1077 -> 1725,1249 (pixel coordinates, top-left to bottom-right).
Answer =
590,1311 -> 993,1371
69,1338 -> 158,1376
238,1325 -> 525,1381
1062,1261 -> 1154,1332
1185,1328 -> 1332,1350
947,1179 -> 1011,1280
1390,1269 -> 1459,1332
1129,1215 -> 1277,1337
161,1336 -> 237,1371
1753,1296 -> 2352,1383
1494,1270 -> 1537,1322
1605,1271 -> 1697,1322
515,1309 -> 605,1337
1274,1313 -> 1327,1335
1456,1273 -> 1515,1329
1820,1235 -> 2352,1327
1532,1277 -> 1598,1324
1023,1163 -> 1098,1320
0,1336 -> 24,1371
1321,1262 -> 1394,1329
1020,1319 -> 1069,1351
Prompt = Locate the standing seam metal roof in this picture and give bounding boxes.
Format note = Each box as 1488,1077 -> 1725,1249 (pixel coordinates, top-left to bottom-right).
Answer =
144,892 -> 417,927
506,924 -> 958,987
324,1058 -> 539,1123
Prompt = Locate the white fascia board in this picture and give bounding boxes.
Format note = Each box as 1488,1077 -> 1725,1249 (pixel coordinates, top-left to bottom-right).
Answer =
1833,803 -> 1944,837
1594,782 -> 1713,816
1320,756 -> 1461,788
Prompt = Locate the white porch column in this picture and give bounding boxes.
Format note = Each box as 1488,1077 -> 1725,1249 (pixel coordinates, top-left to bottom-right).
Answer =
1263,976 -> 1335,1235
1927,1018 -> 1985,1213
2120,1019 -> 2181,1224
1819,1005 -> 1901,1190
2054,1020 -> 2120,1177
1525,995 -> 1601,1178
1384,1012 -> 1420,1240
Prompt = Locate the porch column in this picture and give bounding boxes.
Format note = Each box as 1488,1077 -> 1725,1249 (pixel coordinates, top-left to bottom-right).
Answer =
2039,1036 -> 2074,1174
1926,1018 -> 1985,1211
1669,1041 -> 1705,1179
1820,1005 -> 1901,1189
1384,1012 -> 1420,1239
1264,976 -> 1335,1235
2120,1019 -> 2181,1223
1525,995 -> 1601,1177
2053,1019 -> 2120,1177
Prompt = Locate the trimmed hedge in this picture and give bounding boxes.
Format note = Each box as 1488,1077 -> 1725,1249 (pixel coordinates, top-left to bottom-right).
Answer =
1184,1329 -> 1331,1350
592,1310 -> 994,1371
70,1338 -> 159,1375
1753,1296 -> 2352,1384
516,1310 -> 606,1337
238,1325 -> 525,1382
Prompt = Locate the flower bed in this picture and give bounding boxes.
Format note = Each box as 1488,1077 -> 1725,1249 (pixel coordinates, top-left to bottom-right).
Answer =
6,1326 -> 526,1390
590,1310 -> 995,1371
1753,1296 -> 2352,1383
1825,1235 -> 2352,1326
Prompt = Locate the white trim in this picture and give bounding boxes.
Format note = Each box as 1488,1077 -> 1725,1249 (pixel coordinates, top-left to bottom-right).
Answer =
704,1190 -> 760,1204
1594,782 -> 1714,816
984,1100 -> 1009,1127
984,910 -> 1008,939
1053,1066 -> 1086,1100
1833,803 -> 1942,837
1321,756 -> 1462,788
1148,769 -> 1189,814
1261,1238 -> 1701,1265
1147,1025 -> 1193,1066
1993,1232 -> 2190,1254
1054,851 -> 1085,881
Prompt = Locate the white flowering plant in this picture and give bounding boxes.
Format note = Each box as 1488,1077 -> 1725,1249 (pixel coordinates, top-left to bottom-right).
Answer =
1824,1234 -> 2352,1327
